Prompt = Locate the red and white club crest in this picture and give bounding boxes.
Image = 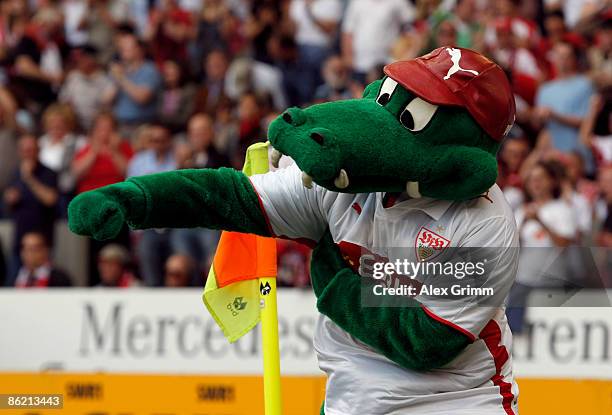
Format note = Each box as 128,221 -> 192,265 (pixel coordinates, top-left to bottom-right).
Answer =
415,227 -> 450,262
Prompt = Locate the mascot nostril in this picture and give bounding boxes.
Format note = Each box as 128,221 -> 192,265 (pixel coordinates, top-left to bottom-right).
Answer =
68,46 -> 520,415
310,132 -> 325,145
281,107 -> 306,127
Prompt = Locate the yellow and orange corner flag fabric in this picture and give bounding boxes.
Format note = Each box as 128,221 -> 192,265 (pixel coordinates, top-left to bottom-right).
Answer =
203,142 -> 277,342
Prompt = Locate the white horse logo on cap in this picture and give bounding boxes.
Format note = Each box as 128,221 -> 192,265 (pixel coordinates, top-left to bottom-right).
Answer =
443,48 -> 479,80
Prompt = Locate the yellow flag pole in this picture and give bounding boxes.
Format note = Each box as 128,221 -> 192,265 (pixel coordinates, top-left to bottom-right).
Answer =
260,276 -> 282,415
247,142 -> 282,415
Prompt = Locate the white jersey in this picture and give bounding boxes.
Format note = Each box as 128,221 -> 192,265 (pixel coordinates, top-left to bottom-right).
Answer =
251,164 -> 520,415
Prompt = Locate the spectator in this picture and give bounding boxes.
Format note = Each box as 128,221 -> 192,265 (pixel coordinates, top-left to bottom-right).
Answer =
147,0 -> 194,68
534,41 -> 595,172
190,0 -> 228,76
450,0 -> 483,49
314,55 -> 353,103
127,124 -> 176,177
72,112 -> 132,284
4,134 -> 58,283
596,166 -> 612,245
236,92 -> 264,164
497,136 -> 531,210
193,49 -> 230,116
62,0 -> 89,47
127,124 -> 177,287
39,103 -> 82,175
170,113 -> 225,282
80,0 -> 124,65
244,1 -> 279,64
277,240 -> 311,288
59,45 -> 113,131
0,87 -> 18,195
157,60 -> 195,134
224,57 -> 288,111
507,161 -> 576,332
97,243 -> 140,287
342,0 -> 415,82
179,113 -> 229,169
545,0 -> 602,29
210,97 -> 240,159
580,89 -> 612,166
587,19 -> 612,88
562,151 -> 599,237
289,0 -> 342,103
164,253 -> 195,287
14,231 -> 71,287
5,7 -> 65,113
490,17 -> 542,105
72,112 -> 133,194
103,32 -> 162,133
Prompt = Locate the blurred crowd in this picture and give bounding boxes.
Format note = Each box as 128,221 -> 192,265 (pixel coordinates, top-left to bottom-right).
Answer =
0,0 -> 610,294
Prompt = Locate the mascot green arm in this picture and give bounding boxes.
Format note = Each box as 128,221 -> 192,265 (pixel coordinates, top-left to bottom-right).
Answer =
311,232 -> 471,371
68,168 -> 270,240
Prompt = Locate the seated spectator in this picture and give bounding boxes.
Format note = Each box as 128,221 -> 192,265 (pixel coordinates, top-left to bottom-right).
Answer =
236,92 -> 264,165
580,89 -> 612,166
81,0 -> 123,65
171,113 -> 227,278
5,7 -> 65,113
0,87 -> 18,195
164,254 -> 195,287
507,161 -> 577,333
3,134 -> 58,283
127,124 -> 176,177
97,244 -> 140,288
147,0 -> 193,68
39,103 -> 82,174
72,112 -> 133,194
178,113 -> 229,169
193,49 -> 230,116
534,41 -> 595,172
103,32 -> 162,133
276,240 -> 311,288
491,17 -> 542,104
14,232 -> 71,288
289,0 -> 342,104
497,136 -> 531,209
127,124 -> 177,287
341,0 -> 415,82
72,112 -> 133,284
158,60 -> 195,134
38,103 -> 83,213
314,55 -> 353,103
587,19 -> 612,89
561,151 -> 599,238
210,97 -> 240,157
595,166 -> 612,247
59,45 -> 113,131
224,57 -> 288,111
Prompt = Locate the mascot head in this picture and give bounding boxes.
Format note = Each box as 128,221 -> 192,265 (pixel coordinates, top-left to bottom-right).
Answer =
268,47 -> 516,201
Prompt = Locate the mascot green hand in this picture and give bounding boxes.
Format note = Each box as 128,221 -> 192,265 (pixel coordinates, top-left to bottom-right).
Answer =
69,47 -> 519,415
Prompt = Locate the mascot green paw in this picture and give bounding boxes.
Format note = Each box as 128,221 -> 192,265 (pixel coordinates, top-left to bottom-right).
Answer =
68,181 -> 145,240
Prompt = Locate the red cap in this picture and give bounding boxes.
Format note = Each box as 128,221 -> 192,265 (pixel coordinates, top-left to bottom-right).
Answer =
384,47 -> 515,141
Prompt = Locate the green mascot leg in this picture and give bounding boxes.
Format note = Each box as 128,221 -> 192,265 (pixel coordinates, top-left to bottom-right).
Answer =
320,400 -> 325,415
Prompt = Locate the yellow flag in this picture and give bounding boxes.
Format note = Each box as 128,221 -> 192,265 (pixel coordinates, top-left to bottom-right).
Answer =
202,142 -> 277,342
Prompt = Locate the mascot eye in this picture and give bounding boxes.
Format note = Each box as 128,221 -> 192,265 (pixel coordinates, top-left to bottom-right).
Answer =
399,98 -> 438,131
376,77 -> 398,106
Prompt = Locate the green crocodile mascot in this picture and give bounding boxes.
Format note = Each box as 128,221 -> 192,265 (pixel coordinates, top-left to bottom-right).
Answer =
68,47 -> 520,415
